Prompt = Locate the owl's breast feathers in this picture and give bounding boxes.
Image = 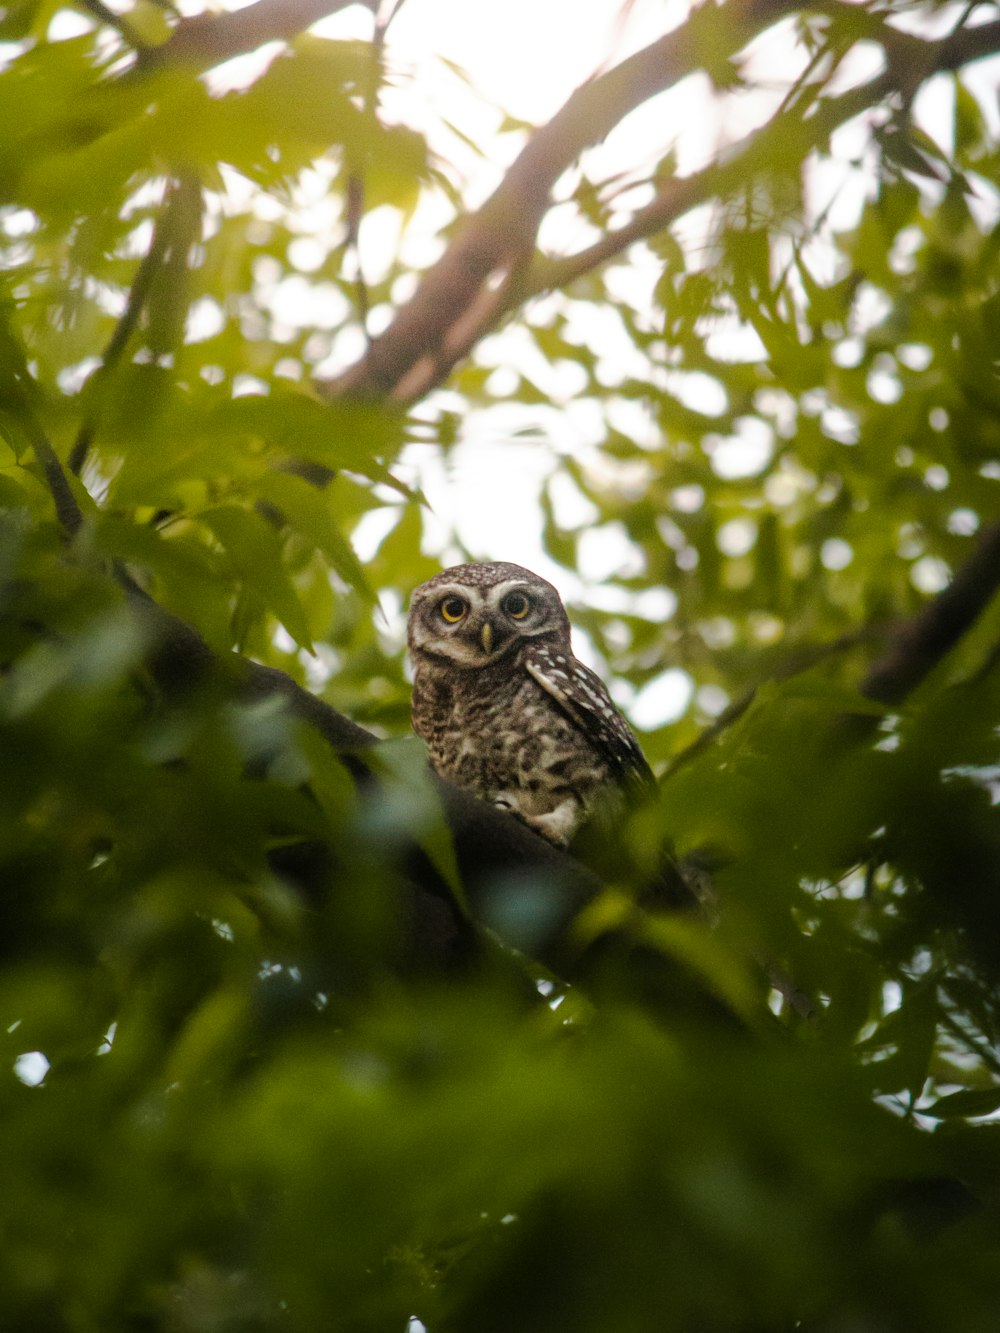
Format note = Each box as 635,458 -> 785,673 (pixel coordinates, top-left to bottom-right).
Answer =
410,638 -> 655,845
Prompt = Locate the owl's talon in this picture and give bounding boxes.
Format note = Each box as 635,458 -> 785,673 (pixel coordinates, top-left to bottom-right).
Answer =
524,800 -> 579,847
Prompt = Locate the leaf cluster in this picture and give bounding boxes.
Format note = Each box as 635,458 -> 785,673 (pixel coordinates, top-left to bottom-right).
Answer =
2,0 -> 1000,1329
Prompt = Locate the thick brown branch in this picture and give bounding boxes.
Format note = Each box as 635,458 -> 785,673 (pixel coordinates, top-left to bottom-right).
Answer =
390,263 -> 530,405
120,574 -> 377,750
386,71 -> 883,400
140,0 -> 356,71
940,17 -> 1000,68
862,522 -> 1000,706
325,6 -> 1000,405
321,0 -> 802,401
883,15 -> 1000,79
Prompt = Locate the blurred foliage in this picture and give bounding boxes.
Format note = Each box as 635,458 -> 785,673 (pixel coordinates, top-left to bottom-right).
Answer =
2,0 -> 1000,1328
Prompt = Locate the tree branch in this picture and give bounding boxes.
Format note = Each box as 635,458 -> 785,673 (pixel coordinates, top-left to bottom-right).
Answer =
386,71 -> 884,405
79,0 -> 149,50
664,622 -> 890,778
322,5 -> 1000,407
862,522 -> 1000,706
320,0 -> 803,402
3,377 -> 86,540
522,11 -> 1000,302
664,522 -> 1000,781
118,572 -> 603,962
139,0 -> 358,72
524,95 -> 867,300
32,430 -> 85,540
69,175 -> 200,476
882,15 -> 1000,81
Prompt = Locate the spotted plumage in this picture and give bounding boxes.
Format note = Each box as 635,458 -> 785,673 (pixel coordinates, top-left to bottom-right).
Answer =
407,561 -> 654,846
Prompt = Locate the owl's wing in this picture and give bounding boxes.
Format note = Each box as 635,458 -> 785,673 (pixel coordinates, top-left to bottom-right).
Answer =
525,643 -> 656,797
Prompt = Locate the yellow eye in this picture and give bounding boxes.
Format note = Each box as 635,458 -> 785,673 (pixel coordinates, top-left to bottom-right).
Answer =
440,596 -> 467,623
503,591 -> 531,619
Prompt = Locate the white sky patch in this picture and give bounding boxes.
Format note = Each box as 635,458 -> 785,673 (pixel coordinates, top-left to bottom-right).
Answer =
47,8 -> 93,39
897,343 -> 933,372
704,321 -> 768,363
578,523 -> 645,582
697,683 -> 729,716
413,435 -> 565,578
821,405 -> 859,446
206,41 -> 284,95
717,517 -> 757,558
2,208 -> 38,237
631,586 -> 678,622
710,417 -> 774,479
14,1051 -> 49,1086
56,357 -> 101,394
630,668 -> 694,729
910,555 -> 950,595
665,371 -> 729,417
821,538 -> 853,571
186,296 -> 225,342
383,0 -> 690,126
948,508 -> 979,536
268,276 -> 350,330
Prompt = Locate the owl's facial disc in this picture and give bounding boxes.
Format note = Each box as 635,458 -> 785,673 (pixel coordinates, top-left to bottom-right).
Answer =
409,584 -> 515,667
409,571 -> 567,669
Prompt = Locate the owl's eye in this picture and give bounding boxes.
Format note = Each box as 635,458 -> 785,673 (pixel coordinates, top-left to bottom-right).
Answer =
439,596 -> 467,623
503,591 -> 531,619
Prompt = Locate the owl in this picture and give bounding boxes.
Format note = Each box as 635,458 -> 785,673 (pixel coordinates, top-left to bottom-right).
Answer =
407,561 -> 655,847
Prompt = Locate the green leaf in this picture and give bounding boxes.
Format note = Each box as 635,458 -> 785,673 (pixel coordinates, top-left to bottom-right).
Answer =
198,504 -> 314,651
922,1086 -> 1000,1120
366,736 -> 465,911
251,471 -> 374,604
206,393 -> 407,483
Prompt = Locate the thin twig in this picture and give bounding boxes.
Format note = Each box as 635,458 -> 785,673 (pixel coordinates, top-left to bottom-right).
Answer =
79,0 -> 149,49
29,420 -> 84,539
0,337 -> 85,537
663,623 -> 889,778
68,175 -> 201,479
68,180 -> 183,476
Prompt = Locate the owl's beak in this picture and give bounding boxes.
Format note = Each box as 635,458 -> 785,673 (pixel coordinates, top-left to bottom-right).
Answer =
480,621 -> 494,655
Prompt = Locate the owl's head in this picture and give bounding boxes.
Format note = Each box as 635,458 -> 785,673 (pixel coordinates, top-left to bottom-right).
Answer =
407,562 -> 571,668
